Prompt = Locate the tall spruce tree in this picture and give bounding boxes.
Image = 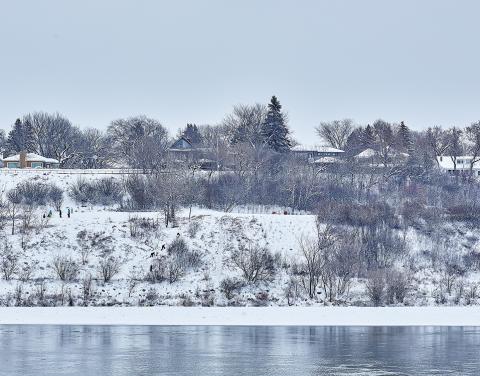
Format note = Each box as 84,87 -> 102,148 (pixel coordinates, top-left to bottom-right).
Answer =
396,121 -> 413,153
182,123 -> 203,146
361,124 -> 376,149
261,96 -> 291,152
6,118 -> 35,153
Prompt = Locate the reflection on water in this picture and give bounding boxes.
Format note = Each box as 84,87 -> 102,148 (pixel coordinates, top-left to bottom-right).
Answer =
0,326 -> 479,375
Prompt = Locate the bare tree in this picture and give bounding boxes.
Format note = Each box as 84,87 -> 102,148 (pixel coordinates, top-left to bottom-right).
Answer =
223,103 -> 267,149
446,127 -> 464,171
425,126 -> 451,165
7,188 -> 21,235
465,121 -> 480,173
108,115 -> 169,171
316,119 -> 354,150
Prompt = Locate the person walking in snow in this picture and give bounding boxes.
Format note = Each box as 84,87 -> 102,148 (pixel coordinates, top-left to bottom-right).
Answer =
59,209 -> 62,218
67,208 -> 71,218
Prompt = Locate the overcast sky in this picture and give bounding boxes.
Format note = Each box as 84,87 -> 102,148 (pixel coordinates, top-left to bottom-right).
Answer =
0,0 -> 479,143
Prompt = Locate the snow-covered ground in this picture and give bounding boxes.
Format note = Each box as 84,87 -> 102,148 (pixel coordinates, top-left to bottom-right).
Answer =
0,169 -> 479,308
1,307 -> 480,325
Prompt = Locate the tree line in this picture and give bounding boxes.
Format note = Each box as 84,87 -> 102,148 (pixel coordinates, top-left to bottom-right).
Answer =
1,96 -> 479,172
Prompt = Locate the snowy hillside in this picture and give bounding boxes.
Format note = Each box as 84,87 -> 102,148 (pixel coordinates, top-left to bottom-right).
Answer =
0,169 -> 479,307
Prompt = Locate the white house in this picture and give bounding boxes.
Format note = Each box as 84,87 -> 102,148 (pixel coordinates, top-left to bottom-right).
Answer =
291,145 -> 344,163
437,155 -> 480,176
2,152 -> 60,169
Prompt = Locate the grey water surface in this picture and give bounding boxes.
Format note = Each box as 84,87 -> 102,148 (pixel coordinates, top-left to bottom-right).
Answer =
0,326 -> 479,375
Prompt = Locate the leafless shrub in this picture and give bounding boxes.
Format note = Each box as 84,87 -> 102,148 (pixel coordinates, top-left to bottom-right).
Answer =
386,269 -> 409,304
48,185 -> 64,211
35,280 -> 48,306
140,288 -> 159,306
76,230 -> 92,265
18,262 -> 36,282
98,256 -> 122,283
465,282 -> 479,305
220,277 -> 245,300
187,221 -> 200,238
52,256 -> 79,282
81,274 -> 95,306
440,253 -> 466,294
365,270 -> 386,306
167,257 -> 185,284
14,283 -> 24,307
168,238 -> 202,269
127,266 -> 143,297
228,242 -> 275,283
284,277 -> 302,306
0,240 -> 19,280
128,215 -> 160,238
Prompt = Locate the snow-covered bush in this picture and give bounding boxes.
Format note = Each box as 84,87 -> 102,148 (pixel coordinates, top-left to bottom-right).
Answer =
187,221 -> 200,238
69,178 -> 122,206
52,256 -> 79,282
167,238 -> 201,269
386,269 -> 409,305
98,256 -> 122,283
81,273 -> 95,306
228,243 -> 276,284
69,178 -> 95,205
220,277 -> 245,300
0,240 -> 18,280
47,185 -> 64,211
365,270 -> 386,306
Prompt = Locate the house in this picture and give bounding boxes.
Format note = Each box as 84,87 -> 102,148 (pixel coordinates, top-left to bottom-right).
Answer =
437,156 -> 480,176
291,145 -> 344,162
167,137 -> 219,170
2,151 -> 60,169
169,136 -> 194,152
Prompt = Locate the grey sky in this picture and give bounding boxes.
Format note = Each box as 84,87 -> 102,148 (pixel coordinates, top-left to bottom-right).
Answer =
0,0 -> 479,143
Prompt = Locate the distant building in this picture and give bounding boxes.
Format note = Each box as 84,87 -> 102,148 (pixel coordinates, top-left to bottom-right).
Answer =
169,136 -> 194,153
167,137 -> 218,170
2,151 -> 60,169
291,145 -> 344,162
437,156 -> 480,176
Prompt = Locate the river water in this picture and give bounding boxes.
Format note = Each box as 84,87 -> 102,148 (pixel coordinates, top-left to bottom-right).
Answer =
0,326 -> 479,375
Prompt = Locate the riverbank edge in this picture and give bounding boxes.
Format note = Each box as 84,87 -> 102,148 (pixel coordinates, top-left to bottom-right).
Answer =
0,307 -> 479,326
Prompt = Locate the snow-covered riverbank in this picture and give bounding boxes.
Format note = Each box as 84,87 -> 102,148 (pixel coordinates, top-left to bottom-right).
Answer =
1,307 -> 480,326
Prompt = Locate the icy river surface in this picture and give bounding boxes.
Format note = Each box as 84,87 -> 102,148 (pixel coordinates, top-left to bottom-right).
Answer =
0,326 -> 479,375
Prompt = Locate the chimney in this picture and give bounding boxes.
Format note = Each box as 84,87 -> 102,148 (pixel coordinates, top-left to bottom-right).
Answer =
20,151 -> 27,168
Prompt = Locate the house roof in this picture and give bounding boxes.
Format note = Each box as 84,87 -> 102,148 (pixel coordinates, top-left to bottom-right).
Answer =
169,137 -> 193,151
355,148 -> 376,158
2,153 -> 60,164
291,145 -> 344,153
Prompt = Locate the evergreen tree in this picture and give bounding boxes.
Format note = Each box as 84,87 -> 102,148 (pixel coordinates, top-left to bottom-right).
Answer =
361,124 -> 376,149
6,118 -> 35,153
261,96 -> 291,152
182,123 -> 203,146
396,121 -> 413,153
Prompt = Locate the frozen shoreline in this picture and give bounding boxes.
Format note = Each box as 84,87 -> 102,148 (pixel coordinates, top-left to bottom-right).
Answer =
1,307 -> 480,326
